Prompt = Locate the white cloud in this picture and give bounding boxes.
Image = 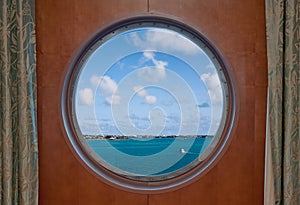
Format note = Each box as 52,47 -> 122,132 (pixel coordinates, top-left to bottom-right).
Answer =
90,75 -> 100,87
133,85 -> 157,104
130,29 -> 200,55
105,95 -> 121,105
143,51 -> 154,59
79,88 -> 94,105
130,32 -> 144,49
144,51 -> 167,71
133,86 -> 147,97
200,72 -> 223,104
205,63 -> 215,69
137,52 -> 167,82
90,75 -> 121,106
116,61 -> 125,70
90,75 -> 118,96
144,95 -> 157,104
139,66 -> 166,82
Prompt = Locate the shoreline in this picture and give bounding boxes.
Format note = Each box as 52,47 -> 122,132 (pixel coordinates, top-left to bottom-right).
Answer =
84,135 -> 214,140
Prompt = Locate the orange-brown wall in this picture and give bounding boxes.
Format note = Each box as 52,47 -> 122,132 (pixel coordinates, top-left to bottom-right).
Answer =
36,0 -> 267,204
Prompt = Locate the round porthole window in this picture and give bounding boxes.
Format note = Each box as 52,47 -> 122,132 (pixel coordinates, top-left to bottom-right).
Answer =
62,16 -> 235,192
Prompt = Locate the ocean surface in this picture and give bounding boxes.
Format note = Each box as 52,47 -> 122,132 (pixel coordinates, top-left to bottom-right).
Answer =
87,137 -> 212,176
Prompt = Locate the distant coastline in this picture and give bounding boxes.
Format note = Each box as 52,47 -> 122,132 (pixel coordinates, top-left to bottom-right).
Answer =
84,135 -> 214,140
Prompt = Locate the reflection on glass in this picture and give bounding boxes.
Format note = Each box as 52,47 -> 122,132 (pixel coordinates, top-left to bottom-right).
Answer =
73,26 -> 227,179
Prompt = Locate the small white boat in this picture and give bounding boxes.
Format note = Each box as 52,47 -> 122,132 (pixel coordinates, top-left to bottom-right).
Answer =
180,148 -> 186,153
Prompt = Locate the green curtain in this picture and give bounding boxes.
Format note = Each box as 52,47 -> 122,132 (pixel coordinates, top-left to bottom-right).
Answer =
266,0 -> 300,204
0,0 -> 38,205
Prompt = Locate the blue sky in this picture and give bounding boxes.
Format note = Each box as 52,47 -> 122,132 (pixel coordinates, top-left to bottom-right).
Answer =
75,27 -> 224,136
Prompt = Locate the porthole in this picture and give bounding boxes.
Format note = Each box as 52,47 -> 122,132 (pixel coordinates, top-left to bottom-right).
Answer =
62,16 -> 235,192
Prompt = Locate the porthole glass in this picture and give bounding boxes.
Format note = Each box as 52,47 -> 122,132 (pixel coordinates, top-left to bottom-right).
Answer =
62,16 -> 235,191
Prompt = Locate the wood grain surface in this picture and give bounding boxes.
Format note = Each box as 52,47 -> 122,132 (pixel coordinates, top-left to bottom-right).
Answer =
36,0 -> 267,204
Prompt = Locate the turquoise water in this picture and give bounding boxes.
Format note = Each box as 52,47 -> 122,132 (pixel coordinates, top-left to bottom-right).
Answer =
87,137 -> 212,176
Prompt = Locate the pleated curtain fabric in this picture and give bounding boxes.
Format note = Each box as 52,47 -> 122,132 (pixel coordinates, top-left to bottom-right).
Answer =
265,0 -> 300,204
0,0 -> 38,205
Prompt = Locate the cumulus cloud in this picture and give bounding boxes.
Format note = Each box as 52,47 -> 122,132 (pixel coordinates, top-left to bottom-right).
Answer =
90,75 -> 100,87
133,86 -> 147,97
90,75 -> 121,106
105,95 -> 121,105
79,88 -> 94,105
144,95 -> 157,104
130,32 -> 144,49
137,52 -> 167,82
133,86 -> 157,105
205,63 -> 215,69
90,75 -> 118,96
129,29 -> 200,55
200,72 -> 223,104
143,51 -> 154,59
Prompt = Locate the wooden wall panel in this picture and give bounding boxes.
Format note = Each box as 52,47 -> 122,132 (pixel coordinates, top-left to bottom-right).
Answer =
36,1 -> 148,205
36,0 -> 267,204
149,0 -> 267,204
